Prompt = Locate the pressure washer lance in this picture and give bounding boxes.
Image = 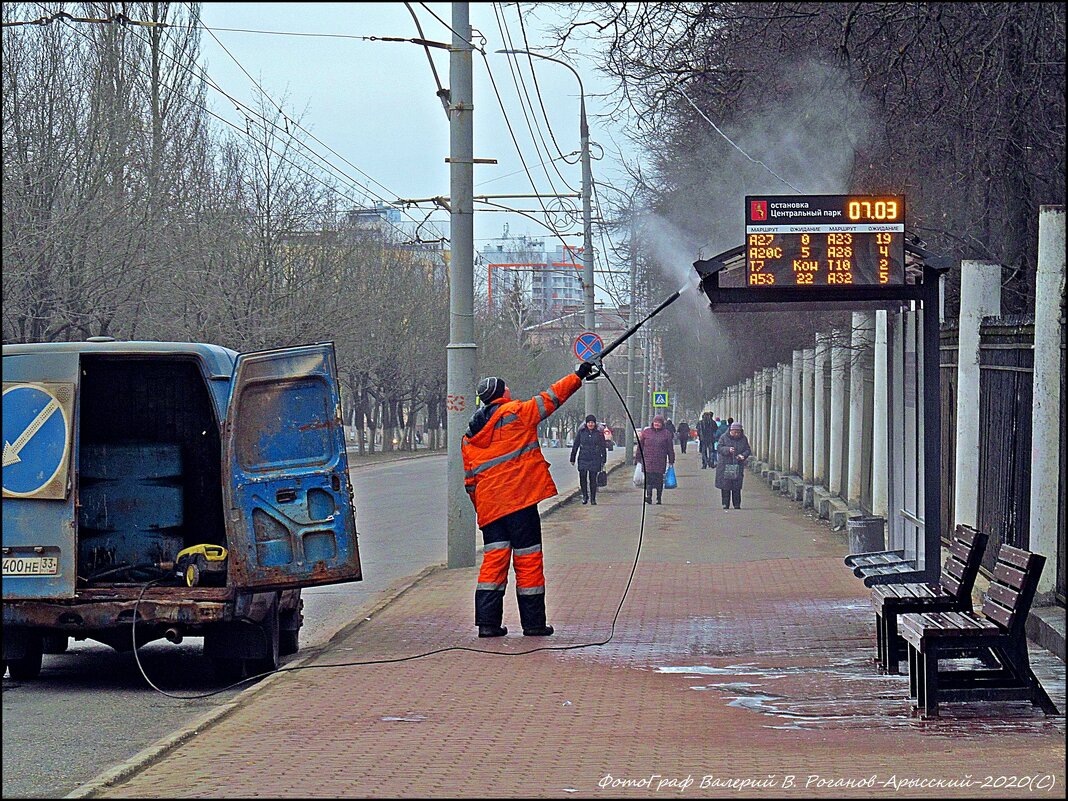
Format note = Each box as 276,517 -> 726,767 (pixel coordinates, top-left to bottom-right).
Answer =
589,279 -> 696,371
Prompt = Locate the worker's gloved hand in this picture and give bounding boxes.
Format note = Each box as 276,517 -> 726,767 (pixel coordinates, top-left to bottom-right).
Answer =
575,361 -> 600,380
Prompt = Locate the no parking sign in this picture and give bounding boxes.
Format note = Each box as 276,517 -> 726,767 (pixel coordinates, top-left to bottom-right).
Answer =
573,332 -> 603,363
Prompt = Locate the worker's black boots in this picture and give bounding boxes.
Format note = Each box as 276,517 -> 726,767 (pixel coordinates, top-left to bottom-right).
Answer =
478,625 -> 508,637
522,625 -> 554,636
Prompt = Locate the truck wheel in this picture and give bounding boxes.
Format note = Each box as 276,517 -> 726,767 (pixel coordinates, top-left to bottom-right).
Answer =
8,636 -> 43,680
42,634 -> 69,654
279,625 -> 300,657
247,597 -> 280,677
212,657 -> 247,684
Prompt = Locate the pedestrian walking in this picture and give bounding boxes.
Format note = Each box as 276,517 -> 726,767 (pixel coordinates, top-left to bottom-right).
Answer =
676,421 -> 691,454
716,421 -> 752,510
697,411 -> 717,469
665,418 -> 677,437
570,414 -> 607,505
462,364 -> 595,638
637,414 -> 675,505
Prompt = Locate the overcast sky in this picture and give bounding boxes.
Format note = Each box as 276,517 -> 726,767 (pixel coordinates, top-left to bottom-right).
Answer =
196,2 -> 636,276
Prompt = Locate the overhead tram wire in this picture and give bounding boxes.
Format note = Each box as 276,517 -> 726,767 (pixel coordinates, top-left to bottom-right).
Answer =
185,3 -> 433,236
402,1 -> 449,117
492,4 -> 566,203
495,3 -> 578,194
417,1 -> 486,54
675,85 -> 804,194
515,10 -> 581,169
478,47 -> 588,280
476,150 -> 581,187
42,11 -> 433,247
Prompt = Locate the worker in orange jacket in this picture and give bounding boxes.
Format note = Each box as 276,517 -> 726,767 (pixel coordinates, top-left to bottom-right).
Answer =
462,363 -> 596,637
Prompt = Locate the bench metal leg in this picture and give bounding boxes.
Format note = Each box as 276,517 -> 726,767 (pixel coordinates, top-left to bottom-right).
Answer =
875,612 -> 884,666
908,645 -> 918,700
1001,641 -> 1060,715
922,649 -> 940,718
1030,671 -> 1059,715
885,614 -> 902,675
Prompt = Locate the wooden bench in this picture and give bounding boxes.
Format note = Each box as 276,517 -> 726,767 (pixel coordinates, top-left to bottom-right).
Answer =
845,548 -> 906,570
900,544 -> 1058,718
871,524 -> 989,674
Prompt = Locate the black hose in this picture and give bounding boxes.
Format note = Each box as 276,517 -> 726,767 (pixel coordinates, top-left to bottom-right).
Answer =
84,562 -> 167,583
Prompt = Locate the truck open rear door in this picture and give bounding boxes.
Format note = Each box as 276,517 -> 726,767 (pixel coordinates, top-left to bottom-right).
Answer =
224,343 -> 361,590
2,353 -> 79,600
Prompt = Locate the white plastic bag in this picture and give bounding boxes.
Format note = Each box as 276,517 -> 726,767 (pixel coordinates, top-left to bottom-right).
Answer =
632,462 -> 644,488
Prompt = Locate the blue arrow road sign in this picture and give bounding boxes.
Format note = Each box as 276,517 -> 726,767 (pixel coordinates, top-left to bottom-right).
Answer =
3,385 -> 70,497
573,331 -> 604,362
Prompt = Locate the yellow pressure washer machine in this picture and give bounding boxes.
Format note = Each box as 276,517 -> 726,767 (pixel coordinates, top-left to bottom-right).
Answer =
175,544 -> 228,587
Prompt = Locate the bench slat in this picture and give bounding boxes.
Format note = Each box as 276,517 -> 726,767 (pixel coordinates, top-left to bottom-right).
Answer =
953,524 -> 979,546
949,540 -> 972,562
982,598 -> 1015,630
997,544 -> 1033,570
944,555 -> 967,581
939,572 -> 963,597
993,562 -> 1027,590
986,581 -> 1021,611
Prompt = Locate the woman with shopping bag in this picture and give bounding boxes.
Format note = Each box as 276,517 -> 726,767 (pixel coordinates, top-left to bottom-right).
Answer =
637,414 -> 675,505
715,421 -> 752,510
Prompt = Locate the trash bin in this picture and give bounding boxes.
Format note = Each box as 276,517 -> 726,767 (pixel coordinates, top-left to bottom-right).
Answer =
847,515 -> 885,555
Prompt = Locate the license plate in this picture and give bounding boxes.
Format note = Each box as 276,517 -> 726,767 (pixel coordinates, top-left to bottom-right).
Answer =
2,556 -> 59,576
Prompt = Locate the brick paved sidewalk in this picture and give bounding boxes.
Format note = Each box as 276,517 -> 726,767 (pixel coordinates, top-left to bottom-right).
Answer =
94,454 -> 1065,799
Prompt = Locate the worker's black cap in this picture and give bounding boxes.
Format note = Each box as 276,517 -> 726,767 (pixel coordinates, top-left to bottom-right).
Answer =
477,377 -> 506,405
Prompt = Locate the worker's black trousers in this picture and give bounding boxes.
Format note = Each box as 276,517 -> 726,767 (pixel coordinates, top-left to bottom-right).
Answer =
474,504 -> 547,631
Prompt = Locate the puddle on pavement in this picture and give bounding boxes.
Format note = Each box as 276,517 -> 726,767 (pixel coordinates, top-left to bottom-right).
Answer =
653,660 -> 1066,736
380,714 -> 427,722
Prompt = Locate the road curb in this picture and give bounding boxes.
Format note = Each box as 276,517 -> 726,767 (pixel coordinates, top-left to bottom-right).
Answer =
540,454 -> 630,517
65,564 -> 443,799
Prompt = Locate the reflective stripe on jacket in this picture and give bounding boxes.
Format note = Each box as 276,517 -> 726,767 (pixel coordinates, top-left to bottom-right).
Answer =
462,373 -> 581,528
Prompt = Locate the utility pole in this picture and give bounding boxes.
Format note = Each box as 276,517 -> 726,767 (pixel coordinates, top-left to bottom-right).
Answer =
624,208 -> 637,458
580,92 -> 596,418
446,2 -> 476,568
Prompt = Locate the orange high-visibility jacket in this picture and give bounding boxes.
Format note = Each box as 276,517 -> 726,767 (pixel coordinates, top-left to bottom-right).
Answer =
462,373 -> 582,528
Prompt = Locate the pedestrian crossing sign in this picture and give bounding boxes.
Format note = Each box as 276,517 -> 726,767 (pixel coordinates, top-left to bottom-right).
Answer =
652,391 -> 669,407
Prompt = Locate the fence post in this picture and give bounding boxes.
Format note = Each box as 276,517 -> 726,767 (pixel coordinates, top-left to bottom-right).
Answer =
802,347 -> 815,492
953,260 -> 1003,528
1030,206 -> 1065,597
814,332 -> 830,488
773,369 -> 781,469
848,312 -> 875,509
790,350 -> 803,476
872,310 -> 890,518
829,329 -> 849,498
781,362 -> 793,473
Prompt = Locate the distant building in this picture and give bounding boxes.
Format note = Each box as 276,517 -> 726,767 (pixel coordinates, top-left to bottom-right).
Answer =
276,203 -> 449,282
479,228 -> 587,320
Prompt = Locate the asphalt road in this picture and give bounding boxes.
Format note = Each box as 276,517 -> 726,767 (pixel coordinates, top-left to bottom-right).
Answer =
0,446 -> 614,799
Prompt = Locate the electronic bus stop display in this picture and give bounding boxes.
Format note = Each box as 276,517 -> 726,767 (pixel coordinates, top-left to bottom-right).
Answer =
745,195 -> 905,287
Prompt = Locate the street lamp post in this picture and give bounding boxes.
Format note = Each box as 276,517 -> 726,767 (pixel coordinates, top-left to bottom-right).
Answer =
498,49 -> 596,417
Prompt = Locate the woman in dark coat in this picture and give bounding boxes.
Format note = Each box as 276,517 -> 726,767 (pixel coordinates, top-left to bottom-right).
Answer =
570,414 -> 607,505
637,414 -> 675,505
715,421 -> 752,510
676,421 -> 691,454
